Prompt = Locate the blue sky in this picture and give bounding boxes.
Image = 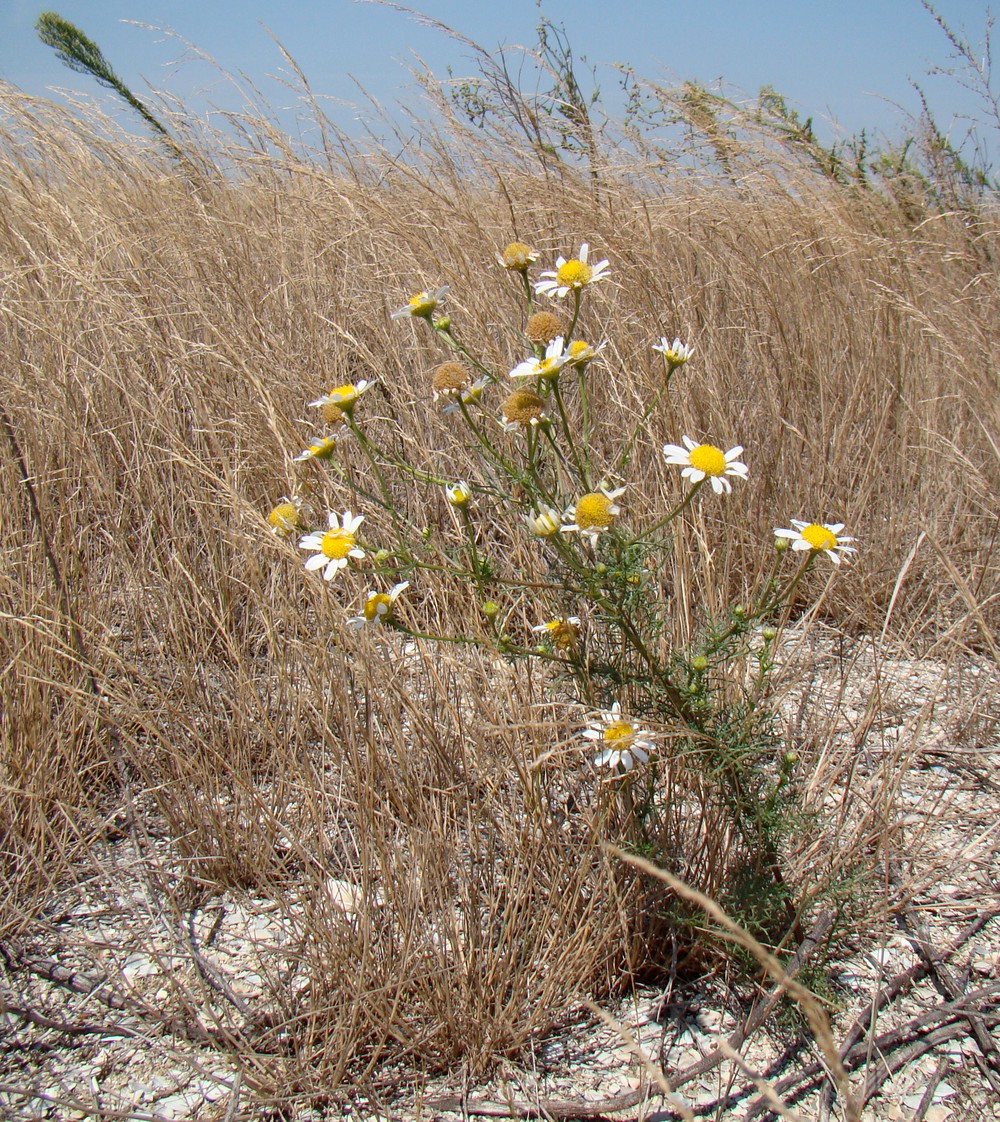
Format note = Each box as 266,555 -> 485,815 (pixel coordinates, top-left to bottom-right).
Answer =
0,1 -> 996,155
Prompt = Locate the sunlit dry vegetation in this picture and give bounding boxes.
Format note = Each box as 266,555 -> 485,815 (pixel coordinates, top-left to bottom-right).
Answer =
1,12 -> 999,1114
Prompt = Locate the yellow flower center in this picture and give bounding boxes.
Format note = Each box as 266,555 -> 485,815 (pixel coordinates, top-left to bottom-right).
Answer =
556,259 -> 593,287
408,292 -> 437,316
537,357 -> 562,380
548,619 -> 579,650
503,389 -> 546,425
526,311 -> 564,344
502,241 -> 536,269
604,720 -> 635,744
320,529 -> 356,560
268,502 -> 301,535
308,436 -> 339,460
568,340 -> 593,359
689,444 -> 727,476
801,523 -> 837,551
363,593 -> 391,621
574,493 -> 615,530
330,383 -> 359,406
433,361 -> 470,397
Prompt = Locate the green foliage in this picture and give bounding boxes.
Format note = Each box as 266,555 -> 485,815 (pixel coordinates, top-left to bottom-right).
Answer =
281,242 -> 859,972
35,11 -> 188,165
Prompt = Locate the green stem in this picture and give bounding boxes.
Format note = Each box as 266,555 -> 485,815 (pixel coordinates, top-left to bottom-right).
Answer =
551,379 -> 590,488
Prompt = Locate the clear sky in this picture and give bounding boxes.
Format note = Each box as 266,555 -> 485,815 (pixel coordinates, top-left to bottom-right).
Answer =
0,1 -> 996,156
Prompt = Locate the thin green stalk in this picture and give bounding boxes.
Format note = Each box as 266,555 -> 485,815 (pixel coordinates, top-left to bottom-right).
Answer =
551,379 -> 590,488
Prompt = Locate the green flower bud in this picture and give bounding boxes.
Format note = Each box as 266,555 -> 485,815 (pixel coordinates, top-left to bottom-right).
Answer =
482,601 -> 500,619
691,655 -> 709,673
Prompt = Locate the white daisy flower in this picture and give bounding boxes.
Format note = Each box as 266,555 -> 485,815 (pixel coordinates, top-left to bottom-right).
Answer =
508,337 -> 569,382
526,505 -> 563,537
534,243 -> 611,299
309,380 -> 372,414
561,485 -> 626,546
582,702 -> 655,770
533,616 -> 581,652
391,285 -> 449,320
300,510 -> 365,580
267,500 -> 304,537
663,436 -> 748,494
347,582 -> 410,629
497,241 -> 539,270
774,521 -> 857,565
652,337 -> 694,366
564,339 -> 605,366
446,481 -> 472,507
293,434 -> 341,463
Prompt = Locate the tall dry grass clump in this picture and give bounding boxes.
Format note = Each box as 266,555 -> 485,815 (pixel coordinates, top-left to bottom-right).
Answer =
0,46 -> 998,1111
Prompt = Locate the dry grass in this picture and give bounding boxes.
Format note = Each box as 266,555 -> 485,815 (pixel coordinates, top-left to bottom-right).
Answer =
1,65 -> 999,1115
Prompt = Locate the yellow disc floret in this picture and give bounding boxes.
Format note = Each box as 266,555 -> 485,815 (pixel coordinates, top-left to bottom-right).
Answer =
501,241 -> 538,270
574,492 -> 616,530
363,592 -> 392,621
268,502 -> 302,536
432,361 -> 471,397
800,523 -> 838,551
526,311 -> 564,345
320,401 -> 346,426
603,719 -> 636,744
556,258 -> 593,287
688,444 -> 728,477
502,389 -> 546,426
321,528 -> 357,560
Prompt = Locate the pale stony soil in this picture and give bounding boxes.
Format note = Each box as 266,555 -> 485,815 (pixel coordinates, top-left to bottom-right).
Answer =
2,628 -> 998,1121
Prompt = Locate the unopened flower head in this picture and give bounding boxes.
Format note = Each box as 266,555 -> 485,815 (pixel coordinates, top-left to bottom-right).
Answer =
294,434 -> 341,463
348,581 -> 409,629
663,436 -> 748,494
525,311 -> 565,345
300,510 -> 365,580
267,500 -> 304,537
509,337 -> 568,383
562,485 -> 626,545
498,241 -> 539,271
432,361 -> 471,400
391,285 -> 449,320
309,380 -> 372,415
526,505 -> 563,537
533,616 -> 581,652
582,702 -> 654,771
653,337 -> 694,367
446,481 -> 472,507
774,520 -> 857,565
502,388 -> 547,429
534,243 -> 611,299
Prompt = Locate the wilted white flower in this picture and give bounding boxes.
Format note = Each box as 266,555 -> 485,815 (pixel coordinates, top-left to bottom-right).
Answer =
582,702 -> 655,770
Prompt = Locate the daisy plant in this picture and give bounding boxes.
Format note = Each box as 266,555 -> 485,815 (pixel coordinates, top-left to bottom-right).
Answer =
278,234 -> 858,957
